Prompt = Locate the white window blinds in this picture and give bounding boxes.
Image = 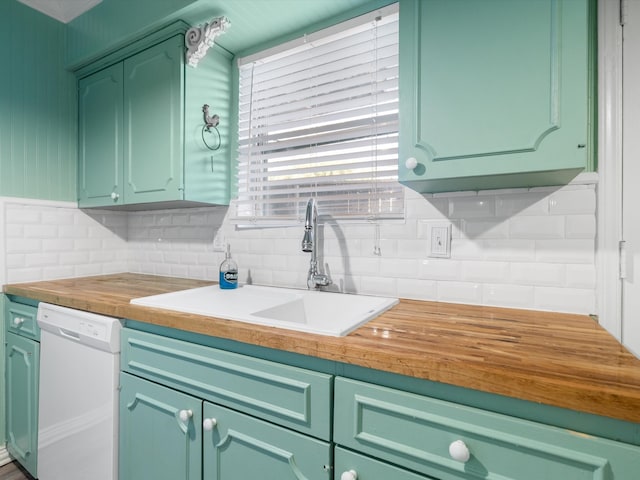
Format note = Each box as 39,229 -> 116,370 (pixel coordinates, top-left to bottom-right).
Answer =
236,3 -> 402,223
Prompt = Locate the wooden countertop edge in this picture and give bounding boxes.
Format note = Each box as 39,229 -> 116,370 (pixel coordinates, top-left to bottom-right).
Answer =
5,275 -> 640,424
119,305 -> 640,424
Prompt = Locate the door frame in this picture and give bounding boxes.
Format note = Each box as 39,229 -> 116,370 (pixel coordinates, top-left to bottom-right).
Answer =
596,0 -> 624,340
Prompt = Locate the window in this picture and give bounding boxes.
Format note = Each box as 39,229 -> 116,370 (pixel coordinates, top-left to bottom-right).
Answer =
236,3 -> 401,223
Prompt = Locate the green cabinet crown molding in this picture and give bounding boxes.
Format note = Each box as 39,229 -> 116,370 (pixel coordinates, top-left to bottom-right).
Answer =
398,0 -> 594,194
72,21 -> 190,78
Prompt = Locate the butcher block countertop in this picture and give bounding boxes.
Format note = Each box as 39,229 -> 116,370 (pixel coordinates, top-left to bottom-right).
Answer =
4,273 -> 640,425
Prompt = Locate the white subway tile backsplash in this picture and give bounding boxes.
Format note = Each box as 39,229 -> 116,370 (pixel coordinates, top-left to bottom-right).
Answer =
534,287 -> 596,314
380,258 -> 419,278
535,240 -> 594,264
360,275 -> 397,297
396,239 -> 427,259
58,225 -> 88,238
419,258 -> 461,281
461,261 -> 510,283
24,224 -> 58,238
565,264 -> 597,289
483,284 -> 535,308
397,278 -> 437,301
483,239 -> 536,262
7,268 -> 44,283
6,253 -> 25,268
450,239 -> 484,260
58,250 -> 91,265
549,188 -> 596,215
495,192 -> 549,216
461,218 -> 509,239
510,262 -> 565,287
6,208 -> 40,224
449,195 -> 496,218
6,238 -> 42,253
25,253 -> 59,267
43,265 -> 76,279
437,281 -> 482,304
2,184 -> 599,316
565,215 -> 596,239
509,215 -> 564,239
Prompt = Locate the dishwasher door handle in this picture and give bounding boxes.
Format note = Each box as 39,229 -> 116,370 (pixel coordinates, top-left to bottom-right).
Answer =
58,328 -> 81,341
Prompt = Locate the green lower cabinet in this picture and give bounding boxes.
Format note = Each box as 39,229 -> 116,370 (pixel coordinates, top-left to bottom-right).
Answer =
203,402 -> 331,480
119,372 -> 202,480
335,447 -> 434,480
334,377 -> 640,480
5,331 -> 39,478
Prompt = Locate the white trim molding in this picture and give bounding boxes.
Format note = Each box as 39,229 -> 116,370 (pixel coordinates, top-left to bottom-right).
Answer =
596,0 -> 624,339
0,446 -> 12,466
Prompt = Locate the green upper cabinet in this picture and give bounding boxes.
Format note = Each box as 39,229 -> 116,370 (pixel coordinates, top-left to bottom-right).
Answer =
123,35 -> 185,205
77,27 -> 232,209
78,62 -> 124,207
398,0 -> 593,194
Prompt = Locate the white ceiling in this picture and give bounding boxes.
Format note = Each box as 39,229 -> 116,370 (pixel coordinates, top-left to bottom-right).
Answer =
18,0 -> 102,23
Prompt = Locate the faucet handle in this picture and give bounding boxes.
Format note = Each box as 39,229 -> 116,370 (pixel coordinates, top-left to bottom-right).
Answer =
309,273 -> 332,289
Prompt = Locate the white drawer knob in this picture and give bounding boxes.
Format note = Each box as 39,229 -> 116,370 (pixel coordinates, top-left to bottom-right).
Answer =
203,418 -> 217,431
111,191 -> 120,201
449,439 -> 470,463
340,470 -> 358,480
178,409 -> 193,422
13,317 -> 25,326
405,157 -> 418,170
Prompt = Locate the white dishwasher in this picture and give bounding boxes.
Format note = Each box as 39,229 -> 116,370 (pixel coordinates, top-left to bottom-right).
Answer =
37,302 -> 122,480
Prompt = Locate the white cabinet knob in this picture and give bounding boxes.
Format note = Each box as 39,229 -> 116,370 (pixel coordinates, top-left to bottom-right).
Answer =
340,470 -> 358,480
13,317 -> 25,326
178,409 -> 193,422
405,157 -> 418,170
449,440 -> 471,463
110,191 -> 119,201
203,418 -> 217,431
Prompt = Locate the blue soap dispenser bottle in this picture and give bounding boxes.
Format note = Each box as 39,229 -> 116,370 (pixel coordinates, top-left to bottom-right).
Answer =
219,244 -> 238,289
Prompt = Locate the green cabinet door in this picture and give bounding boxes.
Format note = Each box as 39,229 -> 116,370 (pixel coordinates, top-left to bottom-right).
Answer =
78,62 -> 124,207
398,0 -> 592,193
119,372 -> 201,480
203,401 -> 331,480
5,332 -> 39,478
123,35 -> 185,205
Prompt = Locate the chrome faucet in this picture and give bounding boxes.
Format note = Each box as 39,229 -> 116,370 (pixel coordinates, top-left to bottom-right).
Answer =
301,198 -> 332,290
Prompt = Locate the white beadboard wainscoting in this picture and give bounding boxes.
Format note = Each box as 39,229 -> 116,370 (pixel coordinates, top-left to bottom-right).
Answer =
2,181 -> 597,315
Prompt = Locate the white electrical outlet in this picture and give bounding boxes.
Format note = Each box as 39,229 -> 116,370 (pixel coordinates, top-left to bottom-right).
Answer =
429,223 -> 451,258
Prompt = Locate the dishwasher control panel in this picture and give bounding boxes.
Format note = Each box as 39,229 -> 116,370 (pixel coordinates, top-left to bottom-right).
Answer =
37,303 -> 122,353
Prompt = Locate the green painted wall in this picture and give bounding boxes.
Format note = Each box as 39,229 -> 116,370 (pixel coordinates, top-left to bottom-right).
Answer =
0,1 -> 76,201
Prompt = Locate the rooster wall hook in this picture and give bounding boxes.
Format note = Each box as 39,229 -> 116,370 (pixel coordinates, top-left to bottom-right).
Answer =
202,104 -> 220,132
201,104 -> 221,151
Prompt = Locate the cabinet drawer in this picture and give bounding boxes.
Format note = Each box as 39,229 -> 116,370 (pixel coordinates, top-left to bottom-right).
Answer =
5,299 -> 39,341
121,329 -> 332,440
335,447 -> 433,480
334,378 -> 640,480
203,401 -> 331,480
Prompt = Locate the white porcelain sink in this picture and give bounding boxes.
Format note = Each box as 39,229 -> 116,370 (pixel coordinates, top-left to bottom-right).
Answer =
130,285 -> 398,336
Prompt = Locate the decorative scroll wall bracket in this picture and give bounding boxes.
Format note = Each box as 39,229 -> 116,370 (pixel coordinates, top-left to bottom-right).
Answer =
185,16 -> 230,67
